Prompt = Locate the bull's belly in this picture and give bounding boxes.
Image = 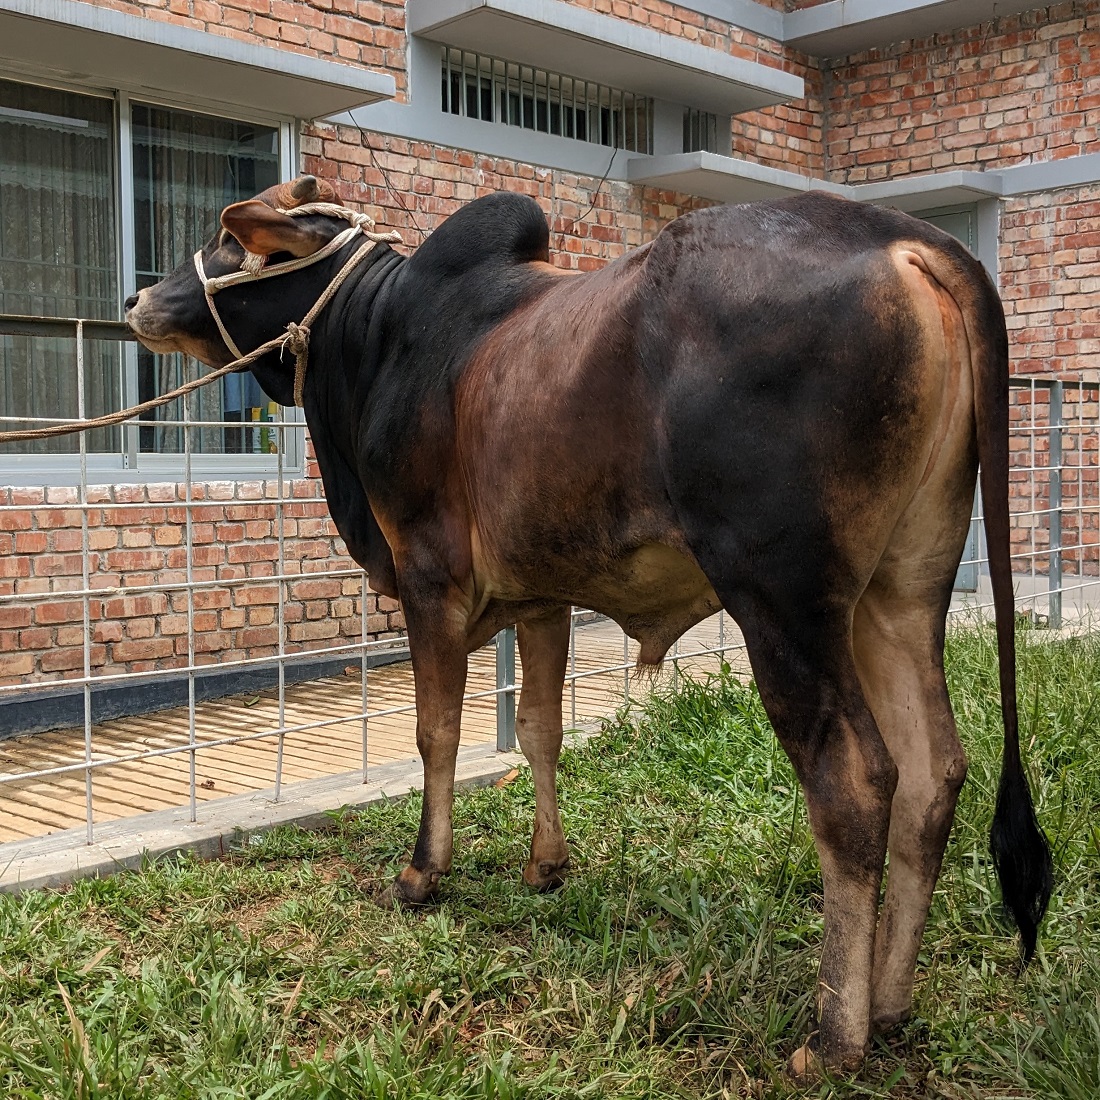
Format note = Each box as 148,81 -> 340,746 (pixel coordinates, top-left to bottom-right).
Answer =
572,544 -> 722,666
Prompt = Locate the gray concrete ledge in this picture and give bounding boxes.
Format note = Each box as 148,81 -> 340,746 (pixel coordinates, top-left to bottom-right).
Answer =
0,0 -> 395,119
0,742 -> 524,894
784,0 -> 1049,58
628,150 -> 811,202
628,150 -> 839,202
1001,153 -> 1100,198
626,154 -> 1099,210
407,0 -> 803,116
627,156 -> 1003,210
848,169 -> 1004,212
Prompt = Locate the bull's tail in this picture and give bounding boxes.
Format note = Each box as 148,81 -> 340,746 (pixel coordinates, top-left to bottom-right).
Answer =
955,250 -> 1053,961
919,240 -> 1053,961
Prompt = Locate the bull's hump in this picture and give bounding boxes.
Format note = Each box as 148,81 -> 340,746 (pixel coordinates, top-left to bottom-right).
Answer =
408,191 -> 550,279
383,193 -> 559,380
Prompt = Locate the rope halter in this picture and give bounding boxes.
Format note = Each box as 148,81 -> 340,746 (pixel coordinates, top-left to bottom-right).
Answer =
194,202 -> 402,406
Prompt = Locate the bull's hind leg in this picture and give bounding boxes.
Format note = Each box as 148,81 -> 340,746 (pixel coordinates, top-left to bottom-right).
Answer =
855,569 -> 968,1032
736,596 -> 897,1073
516,606 -> 572,889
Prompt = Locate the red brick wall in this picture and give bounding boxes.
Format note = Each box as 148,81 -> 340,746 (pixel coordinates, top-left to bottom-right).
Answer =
1001,186 -> 1100,378
0,466 -> 405,687
1001,184 -> 1100,577
731,54 -> 825,173
95,0 -> 409,96
824,2 -> 1099,183
303,125 -> 714,267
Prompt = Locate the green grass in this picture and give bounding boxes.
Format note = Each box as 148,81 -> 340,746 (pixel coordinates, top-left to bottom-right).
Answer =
1,624 -> 1099,1098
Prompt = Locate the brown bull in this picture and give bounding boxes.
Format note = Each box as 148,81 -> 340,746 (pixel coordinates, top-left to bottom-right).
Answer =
126,175 -> 1052,1074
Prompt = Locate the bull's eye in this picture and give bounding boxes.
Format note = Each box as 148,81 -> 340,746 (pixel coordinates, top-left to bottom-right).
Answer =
218,229 -> 234,250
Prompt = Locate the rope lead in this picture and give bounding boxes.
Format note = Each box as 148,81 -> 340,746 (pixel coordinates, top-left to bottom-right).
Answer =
282,323 -> 311,409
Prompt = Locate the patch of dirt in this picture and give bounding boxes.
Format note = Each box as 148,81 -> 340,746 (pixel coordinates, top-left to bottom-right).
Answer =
304,855 -> 361,884
231,894 -> 286,938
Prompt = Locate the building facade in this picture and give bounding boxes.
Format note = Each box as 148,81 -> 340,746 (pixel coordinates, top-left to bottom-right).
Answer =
0,0 -> 1096,687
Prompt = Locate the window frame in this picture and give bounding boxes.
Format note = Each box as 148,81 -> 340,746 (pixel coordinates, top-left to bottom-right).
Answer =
0,67 -> 304,486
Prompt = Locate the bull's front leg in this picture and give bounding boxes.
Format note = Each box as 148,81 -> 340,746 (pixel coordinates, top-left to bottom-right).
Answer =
388,595 -> 469,906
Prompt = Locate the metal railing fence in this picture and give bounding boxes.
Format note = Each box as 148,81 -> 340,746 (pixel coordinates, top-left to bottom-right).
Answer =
953,377 -> 1100,629
0,322 -> 1098,850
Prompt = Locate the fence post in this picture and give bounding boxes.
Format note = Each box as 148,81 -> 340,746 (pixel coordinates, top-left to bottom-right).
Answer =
496,626 -> 517,752
1048,379 -> 1063,630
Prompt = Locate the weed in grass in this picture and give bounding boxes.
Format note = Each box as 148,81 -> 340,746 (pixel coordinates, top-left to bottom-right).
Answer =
1,624 -> 1099,1097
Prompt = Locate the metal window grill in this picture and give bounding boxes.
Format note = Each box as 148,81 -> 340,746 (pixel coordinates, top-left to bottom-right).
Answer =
683,108 -> 722,154
440,47 -> 653,154
0,322 -> 1097,865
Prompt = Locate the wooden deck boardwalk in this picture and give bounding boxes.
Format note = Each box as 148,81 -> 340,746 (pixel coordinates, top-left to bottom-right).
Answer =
0,615 -> 746,845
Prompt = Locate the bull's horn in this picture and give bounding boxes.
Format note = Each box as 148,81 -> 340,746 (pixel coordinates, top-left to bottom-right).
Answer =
290,175 -> 320,203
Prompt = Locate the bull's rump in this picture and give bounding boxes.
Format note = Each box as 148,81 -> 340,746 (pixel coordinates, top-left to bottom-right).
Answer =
640,196 -> 982,595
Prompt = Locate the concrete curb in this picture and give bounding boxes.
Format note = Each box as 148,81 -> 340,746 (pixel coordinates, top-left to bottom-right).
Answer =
0,742 -> 525,894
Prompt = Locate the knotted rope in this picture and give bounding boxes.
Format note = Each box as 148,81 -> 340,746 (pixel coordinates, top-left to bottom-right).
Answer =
0,204 -> 401,443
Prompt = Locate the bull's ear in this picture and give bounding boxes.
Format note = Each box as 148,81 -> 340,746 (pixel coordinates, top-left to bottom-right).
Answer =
220,201 -> 329,258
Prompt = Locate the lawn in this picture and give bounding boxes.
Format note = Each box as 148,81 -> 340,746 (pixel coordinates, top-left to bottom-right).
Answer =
1,624 -> 1098,1098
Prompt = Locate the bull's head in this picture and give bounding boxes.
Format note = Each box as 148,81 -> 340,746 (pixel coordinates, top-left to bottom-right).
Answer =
125,174 -> 356,405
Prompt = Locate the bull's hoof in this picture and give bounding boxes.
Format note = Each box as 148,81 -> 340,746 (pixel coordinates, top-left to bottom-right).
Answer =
523,855 -> 570,892
787,1041 -> 824,1082
870,1008 -> 911,1036
377,867 -> 443,909
787,1036 -> 863,1081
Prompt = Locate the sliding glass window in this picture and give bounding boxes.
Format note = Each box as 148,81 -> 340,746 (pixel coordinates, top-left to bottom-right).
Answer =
0,76 -> 289,471
0,79 -> 120,455
132,105 -> 280,455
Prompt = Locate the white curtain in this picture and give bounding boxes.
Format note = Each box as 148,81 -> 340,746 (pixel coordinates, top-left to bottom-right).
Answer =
132,104 -> 279,454
0,79 -> 120,455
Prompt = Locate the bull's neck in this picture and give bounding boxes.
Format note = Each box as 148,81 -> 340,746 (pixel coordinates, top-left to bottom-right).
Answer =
305,245 -> 405,463
288,244 -> 406,594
